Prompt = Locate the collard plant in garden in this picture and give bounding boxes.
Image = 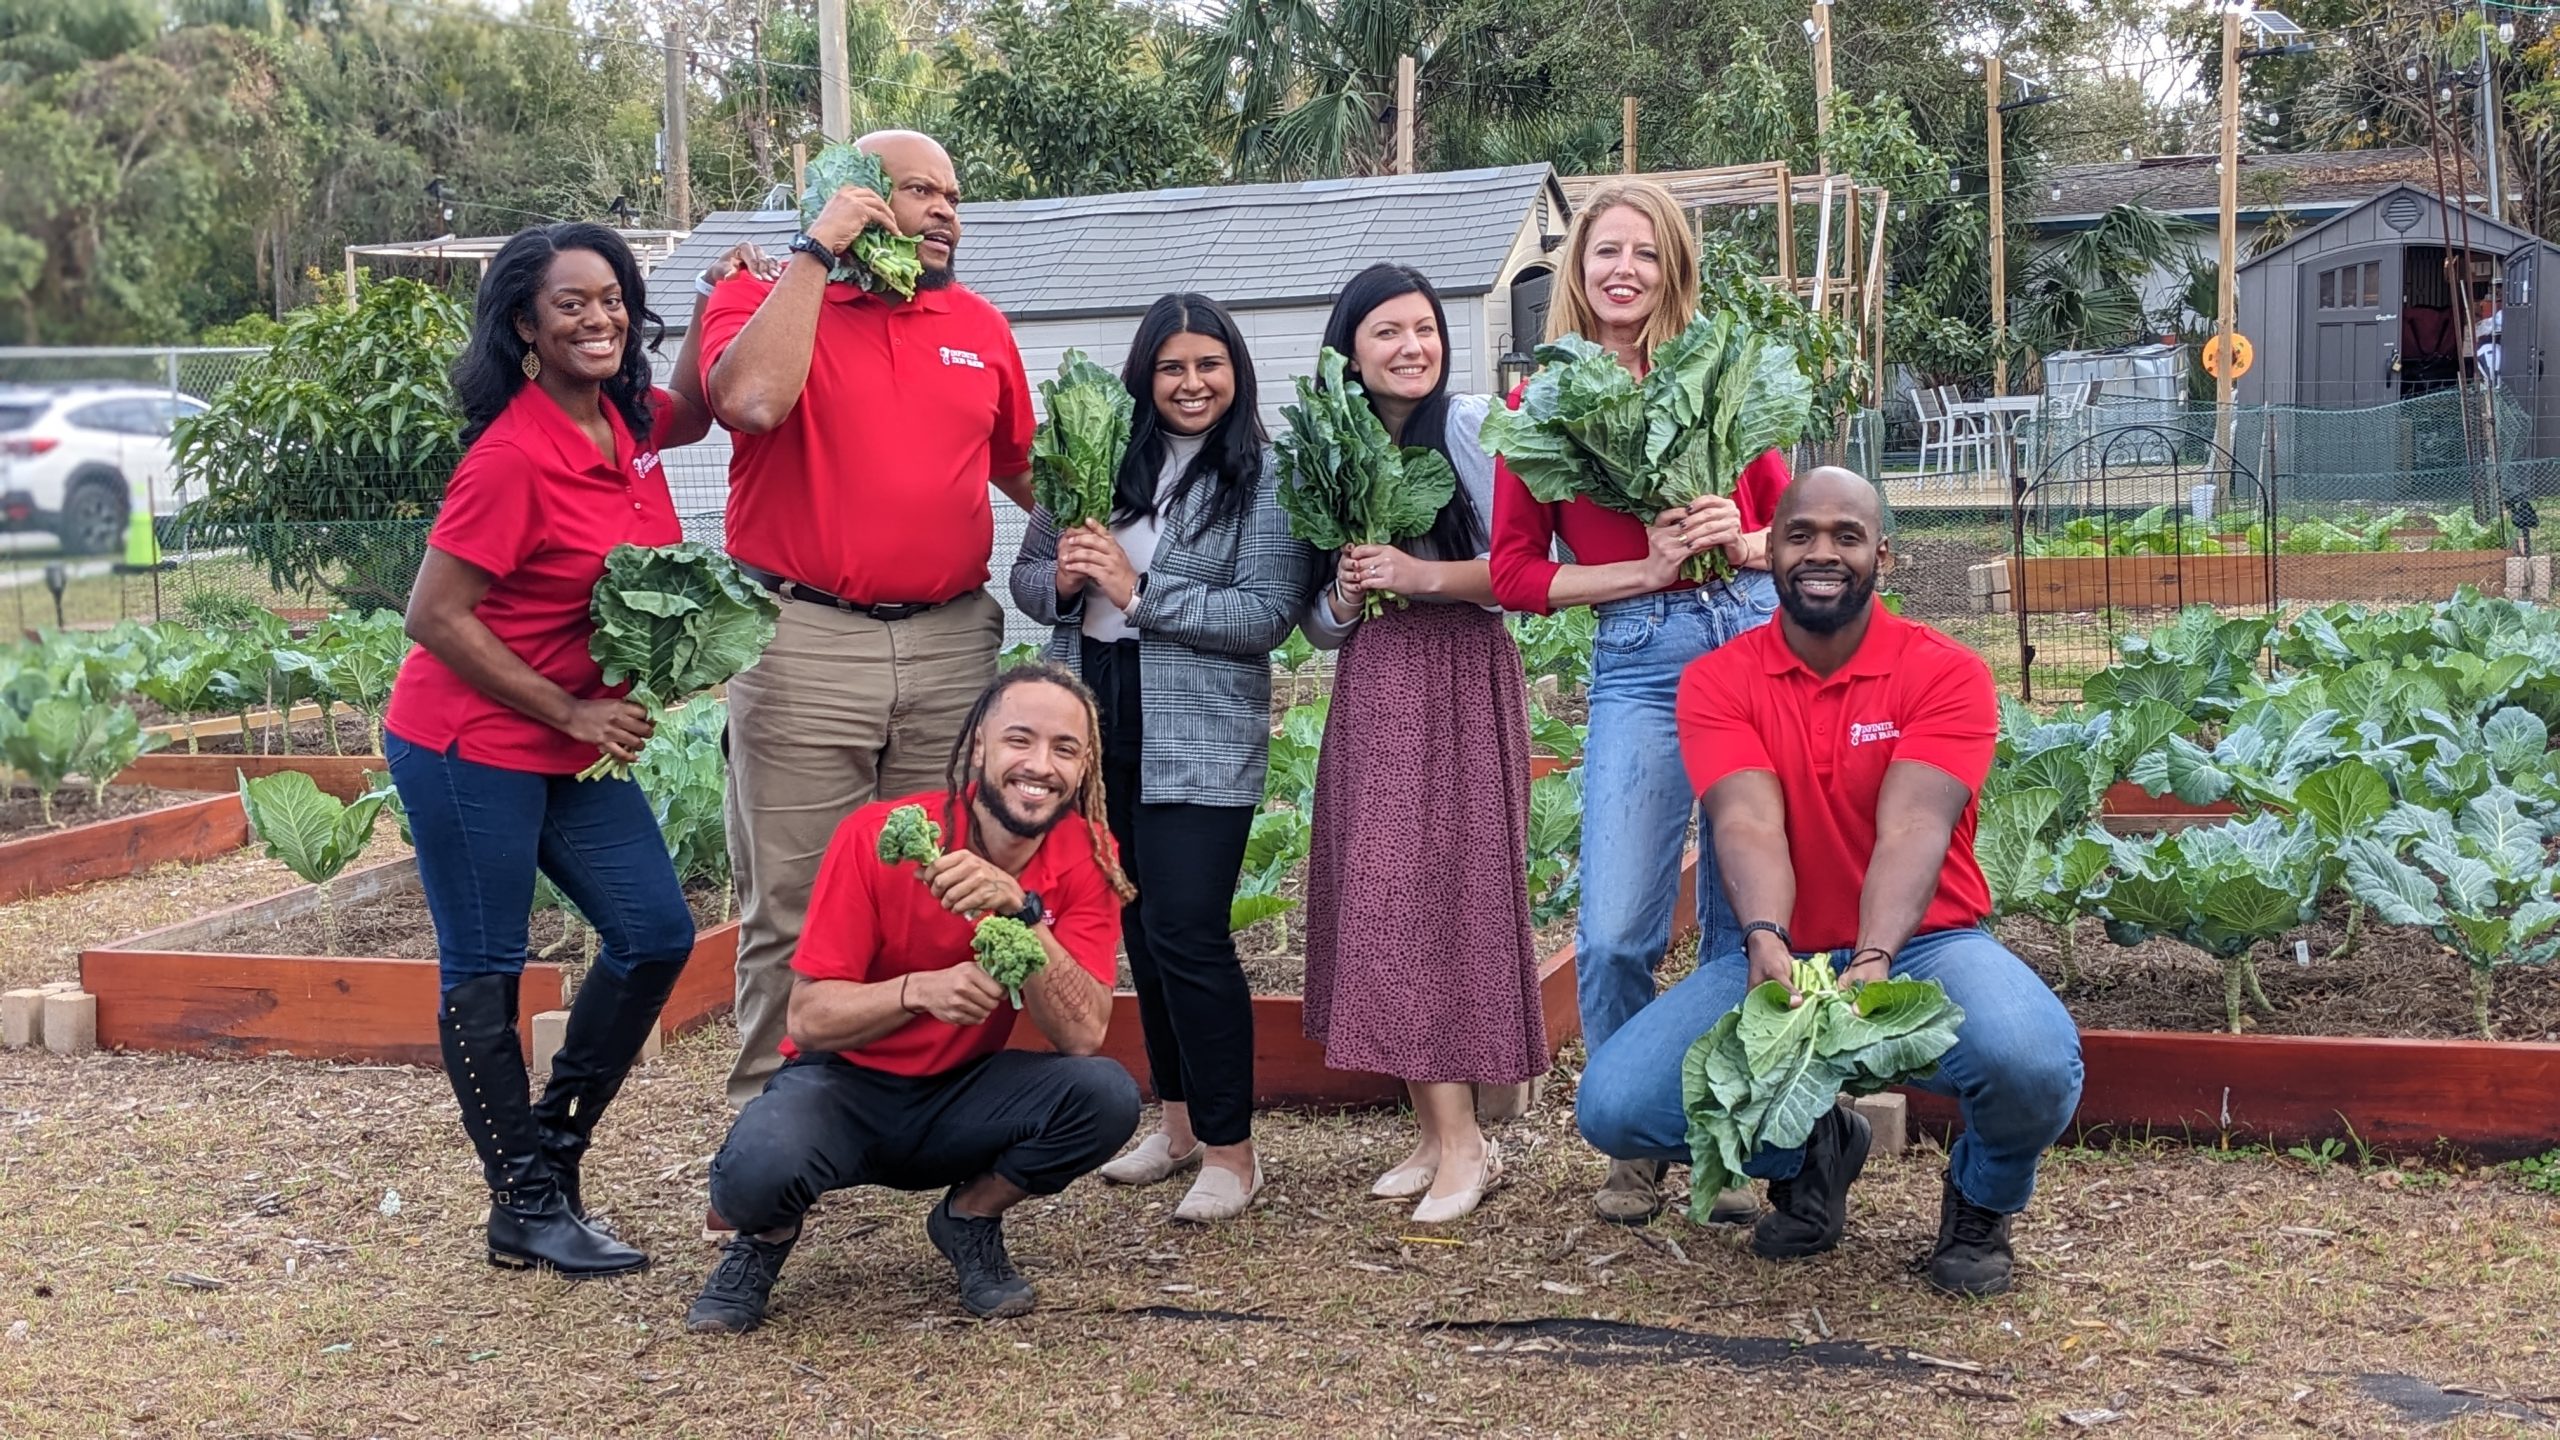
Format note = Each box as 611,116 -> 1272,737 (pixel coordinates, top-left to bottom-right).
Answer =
174,279 -> 468,612
1973,785 -> 2110,990
1029,349 -> 1131,530
1230,805 -> 1311,936
1509,608 -> 1595,693
134,629 -> 227,753
0,698 -> 164,825
582,543 -> 778,781
1264,696 -> 1327,812
1527,768 -> 1583,926
2342,790 -> 2560,1039
2091,814 -> 2325,1033
636,701 -> 734,905
291,610 -> 408,754
237,769 -> 389,953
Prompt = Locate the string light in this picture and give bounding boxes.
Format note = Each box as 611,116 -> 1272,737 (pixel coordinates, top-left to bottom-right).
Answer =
2500,20 -> 2518,43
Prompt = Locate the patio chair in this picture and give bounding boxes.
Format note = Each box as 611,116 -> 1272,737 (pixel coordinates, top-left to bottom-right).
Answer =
1911,387 -> 1970,482
1937,386 -> 1994,479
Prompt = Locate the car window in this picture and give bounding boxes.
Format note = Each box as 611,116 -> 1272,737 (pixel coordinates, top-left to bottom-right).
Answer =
143,399 -> 197,435
0,403 -> 39,432
69,400 -> 149,435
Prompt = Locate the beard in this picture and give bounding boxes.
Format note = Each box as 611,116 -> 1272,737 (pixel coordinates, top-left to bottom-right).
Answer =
1778,564 -> 1878,636
919,258 -> 957,291
977,763 -> 1069,839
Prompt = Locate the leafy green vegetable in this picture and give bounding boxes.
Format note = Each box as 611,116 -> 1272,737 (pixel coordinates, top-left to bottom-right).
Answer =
238,768 -> 390,953
1273,349 -> 1459,617
305,610 -> 407,755
972,915 -> 1049,1009
1230,805 -> 1309,933
1679,953 -> 1963,1223
1479,310 -> 1813,581
1029,349 -> 1131,530
1263,696 -> 1327,810
2092,814 -> 2324,1032
634,700 -> 732,908
0,697 -> 164,825
133,641 -> 225,754
582,542 -> 779,781
798,144 -> 924,298
2341,791 -> 2560,1037
1972,785 -> 2111,989
1527,768 -> 1584,926
878,802 -> 945,868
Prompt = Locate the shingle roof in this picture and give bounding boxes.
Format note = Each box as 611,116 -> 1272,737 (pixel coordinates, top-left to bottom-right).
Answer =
2031,147 -> 2468,224
652,165 -> 1561,325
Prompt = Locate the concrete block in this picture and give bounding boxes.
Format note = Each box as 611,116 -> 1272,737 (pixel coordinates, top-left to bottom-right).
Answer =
1851,1091 -> 1908,1158
2534,555 -> 2553,603
40,992 -> 95,1057
1966,560 -> 2010,599
2509,556 -> 2532,599
1475,1076 -> 1542,1123
529,1009 -> 570,1079
1,990 -> 44,1049
639,1021 -> 664,1065
39,981 -> 78,994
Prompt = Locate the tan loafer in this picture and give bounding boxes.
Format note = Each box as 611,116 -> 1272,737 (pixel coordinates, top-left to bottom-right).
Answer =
1411,1141 -> 1503,1225
1591,1157 -> 1666,1224
1099,1133 -> 1203,1187
1369,1158 -> 1438,1200
1173,1159 -> 1263,1224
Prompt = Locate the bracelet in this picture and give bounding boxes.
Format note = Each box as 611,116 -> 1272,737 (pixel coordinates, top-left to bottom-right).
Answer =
899,973 -> 919,1015
694,271 -> 717,298
1739,920 -> 1792,953
1847,947 -> 1894,971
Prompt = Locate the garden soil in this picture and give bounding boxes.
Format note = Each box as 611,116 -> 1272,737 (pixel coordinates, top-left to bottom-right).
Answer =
188,881 -> 735,961
182,713 -> 377,757
0,783 -> 190,842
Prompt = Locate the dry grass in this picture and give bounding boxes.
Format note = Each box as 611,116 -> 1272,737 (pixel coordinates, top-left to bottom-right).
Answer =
7,1020 -> 2560,1438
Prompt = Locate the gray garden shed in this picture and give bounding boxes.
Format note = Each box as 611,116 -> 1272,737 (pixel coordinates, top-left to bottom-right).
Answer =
2234,183 -> 2559,454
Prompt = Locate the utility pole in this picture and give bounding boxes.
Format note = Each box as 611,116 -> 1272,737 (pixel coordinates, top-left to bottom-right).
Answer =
1810,0 -> 1835,146
1622,96 -> 1638,174
1395,55 -> 1416,175
2479,12 -> 2506,224
1986,53 -> 2007,395
817,0 -> 851,144
2215,5 -> 2241,474
663,18 -> 691,230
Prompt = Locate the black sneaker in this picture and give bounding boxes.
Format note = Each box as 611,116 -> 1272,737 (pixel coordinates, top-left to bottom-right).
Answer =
685,1231 -> 796,1335
1750,1103 -> 1871,1261
926,1192 -> 1036,1320
1926,1171 -> 2015,1297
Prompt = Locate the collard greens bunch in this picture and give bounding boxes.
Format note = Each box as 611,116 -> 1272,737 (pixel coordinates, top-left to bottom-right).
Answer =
1029,349 -> 1131,530
1680,954 -> 1963,1223
1481,310 -> 1813,581
1273,348 -> 1459,618
799,145 -> 925,299
581,542 -> 779,781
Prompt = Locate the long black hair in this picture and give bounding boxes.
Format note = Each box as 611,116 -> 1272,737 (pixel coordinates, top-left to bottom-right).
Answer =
1113,292 -> 1265,541
1320,263 -> 1483,562
452,223 -> 662,448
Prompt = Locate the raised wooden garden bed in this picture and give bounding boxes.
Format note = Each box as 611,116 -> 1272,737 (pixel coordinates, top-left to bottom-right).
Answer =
1997,550 -> 2512,614
2098,780 -> 2242,834
78,858 -> 738,1066
142,701 -> 340,748
2,792 -> 248,902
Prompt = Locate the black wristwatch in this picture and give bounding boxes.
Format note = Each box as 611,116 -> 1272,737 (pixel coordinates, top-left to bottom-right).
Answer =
1011,890 -> 1045,927
1739,920 -> 1792,954
787,232 -> 839,272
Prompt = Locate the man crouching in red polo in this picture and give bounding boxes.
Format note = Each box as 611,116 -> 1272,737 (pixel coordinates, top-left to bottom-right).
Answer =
687,664 -> 1139,1332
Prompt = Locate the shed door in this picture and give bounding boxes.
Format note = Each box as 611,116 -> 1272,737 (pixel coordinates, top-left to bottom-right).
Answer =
2298,245 -> 2402,408
2508,242 -> 2551,457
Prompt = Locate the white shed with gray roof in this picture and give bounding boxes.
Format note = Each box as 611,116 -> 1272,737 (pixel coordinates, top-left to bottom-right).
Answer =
645,166 -> 1571,640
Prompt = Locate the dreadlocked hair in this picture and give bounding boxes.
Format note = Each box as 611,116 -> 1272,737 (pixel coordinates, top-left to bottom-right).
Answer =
939,662 -> 1136,903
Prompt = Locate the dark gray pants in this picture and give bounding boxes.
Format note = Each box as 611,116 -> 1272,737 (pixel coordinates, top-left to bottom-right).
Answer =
709,1050 -> 1141,1234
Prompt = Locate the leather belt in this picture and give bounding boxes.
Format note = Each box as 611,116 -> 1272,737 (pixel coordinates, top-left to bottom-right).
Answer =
736,564 -> 952,622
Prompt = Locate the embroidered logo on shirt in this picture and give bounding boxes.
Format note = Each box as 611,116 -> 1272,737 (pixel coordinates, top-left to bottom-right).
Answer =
940,346 -> 986,369
1848,719 -> 1902,747
631,451 -> 662,479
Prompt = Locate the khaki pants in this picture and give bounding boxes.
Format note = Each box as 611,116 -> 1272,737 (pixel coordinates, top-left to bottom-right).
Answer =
723,588 -> 1003,1108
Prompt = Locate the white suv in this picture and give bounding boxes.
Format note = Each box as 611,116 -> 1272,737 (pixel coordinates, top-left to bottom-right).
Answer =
0,385 -> 208,555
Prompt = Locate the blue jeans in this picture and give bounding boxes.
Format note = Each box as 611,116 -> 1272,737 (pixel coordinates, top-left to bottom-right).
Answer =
386,734 -> 695,994
1575,572 -> 1779,1053
1575,927 -> 2085,1213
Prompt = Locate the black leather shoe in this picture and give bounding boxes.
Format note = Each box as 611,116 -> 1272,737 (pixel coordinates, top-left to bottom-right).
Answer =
531,961 -> 685,1218
686,1231 -> 797,1334
440,975 -> 648,1278
1750,1103 -> 1871,1261
926,1192 -> 1036,1319
1926,1171 -> 2016,1297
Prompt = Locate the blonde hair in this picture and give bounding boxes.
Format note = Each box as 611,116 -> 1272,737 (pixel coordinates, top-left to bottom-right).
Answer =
1545,180 -> 1700,363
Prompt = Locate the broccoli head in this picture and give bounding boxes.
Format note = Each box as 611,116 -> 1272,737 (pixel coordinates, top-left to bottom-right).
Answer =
971,915 -> 1048,1010
877,803 -> 943,868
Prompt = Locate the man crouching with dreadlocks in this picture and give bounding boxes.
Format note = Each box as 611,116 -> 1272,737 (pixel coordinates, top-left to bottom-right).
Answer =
687,664 -> 1140,1333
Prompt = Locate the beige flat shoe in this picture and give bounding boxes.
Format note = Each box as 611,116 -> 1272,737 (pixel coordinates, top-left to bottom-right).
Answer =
1411,1141 -> 1503,1225
1591,1157 -> 1666,1224
1370,1157 -> 1438,1200
1173,1159 -> 1263,1223
1100,1133 -> 1203,1187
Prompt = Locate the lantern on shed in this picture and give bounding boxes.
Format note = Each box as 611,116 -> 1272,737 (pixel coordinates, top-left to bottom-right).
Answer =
1497,337 -> 1536,393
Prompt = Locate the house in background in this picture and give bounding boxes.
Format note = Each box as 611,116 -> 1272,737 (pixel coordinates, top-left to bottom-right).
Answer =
645,164 -> 1571,640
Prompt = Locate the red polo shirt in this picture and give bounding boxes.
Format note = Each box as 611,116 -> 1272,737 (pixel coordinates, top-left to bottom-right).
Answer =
1675,605 -> 1997,953
784,791 -> 1123,1078
385,385 -> 681,774
700,276 -> 1034,606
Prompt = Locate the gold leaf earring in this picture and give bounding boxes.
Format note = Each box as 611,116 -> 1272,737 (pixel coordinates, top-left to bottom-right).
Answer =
520,349 -> 541,380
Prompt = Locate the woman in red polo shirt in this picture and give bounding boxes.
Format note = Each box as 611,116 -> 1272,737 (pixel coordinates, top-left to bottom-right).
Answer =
1487,180 -> 1792,1226
385,223 -> 758,1278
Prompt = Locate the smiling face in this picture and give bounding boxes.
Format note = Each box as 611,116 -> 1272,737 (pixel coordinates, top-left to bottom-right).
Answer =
515,246 -> 627,385
1578,204 -> 1664,339
861,132 -> 962,280
1152,329 -> 1236,436
970,680 -> 1088,840
1770,468 -> 1889,636
1348,290 -> 1444,403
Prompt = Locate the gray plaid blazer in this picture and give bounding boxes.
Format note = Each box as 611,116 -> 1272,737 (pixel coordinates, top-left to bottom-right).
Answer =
1008,450 -> 1318,807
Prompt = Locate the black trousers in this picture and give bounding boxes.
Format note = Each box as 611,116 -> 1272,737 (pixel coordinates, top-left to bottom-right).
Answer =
707,1051 -> 1141,1234
1084,638 -> 1259,1147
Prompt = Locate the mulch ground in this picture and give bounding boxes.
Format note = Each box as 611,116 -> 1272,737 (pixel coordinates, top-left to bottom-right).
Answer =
0,783 -> 191,843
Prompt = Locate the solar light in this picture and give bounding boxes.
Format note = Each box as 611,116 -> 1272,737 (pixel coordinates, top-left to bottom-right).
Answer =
2441,85 -> 2454,103
2050,184 -> 2063,201
2121,144 -> 2136,161
1949,171 -> 1963,192
2240,9 -> 2304,38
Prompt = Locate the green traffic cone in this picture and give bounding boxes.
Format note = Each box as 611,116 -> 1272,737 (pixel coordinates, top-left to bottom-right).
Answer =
124,509 -> 159,567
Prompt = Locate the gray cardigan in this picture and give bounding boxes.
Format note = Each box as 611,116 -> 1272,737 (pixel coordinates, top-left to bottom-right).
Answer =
1009,449 -> 1316,807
